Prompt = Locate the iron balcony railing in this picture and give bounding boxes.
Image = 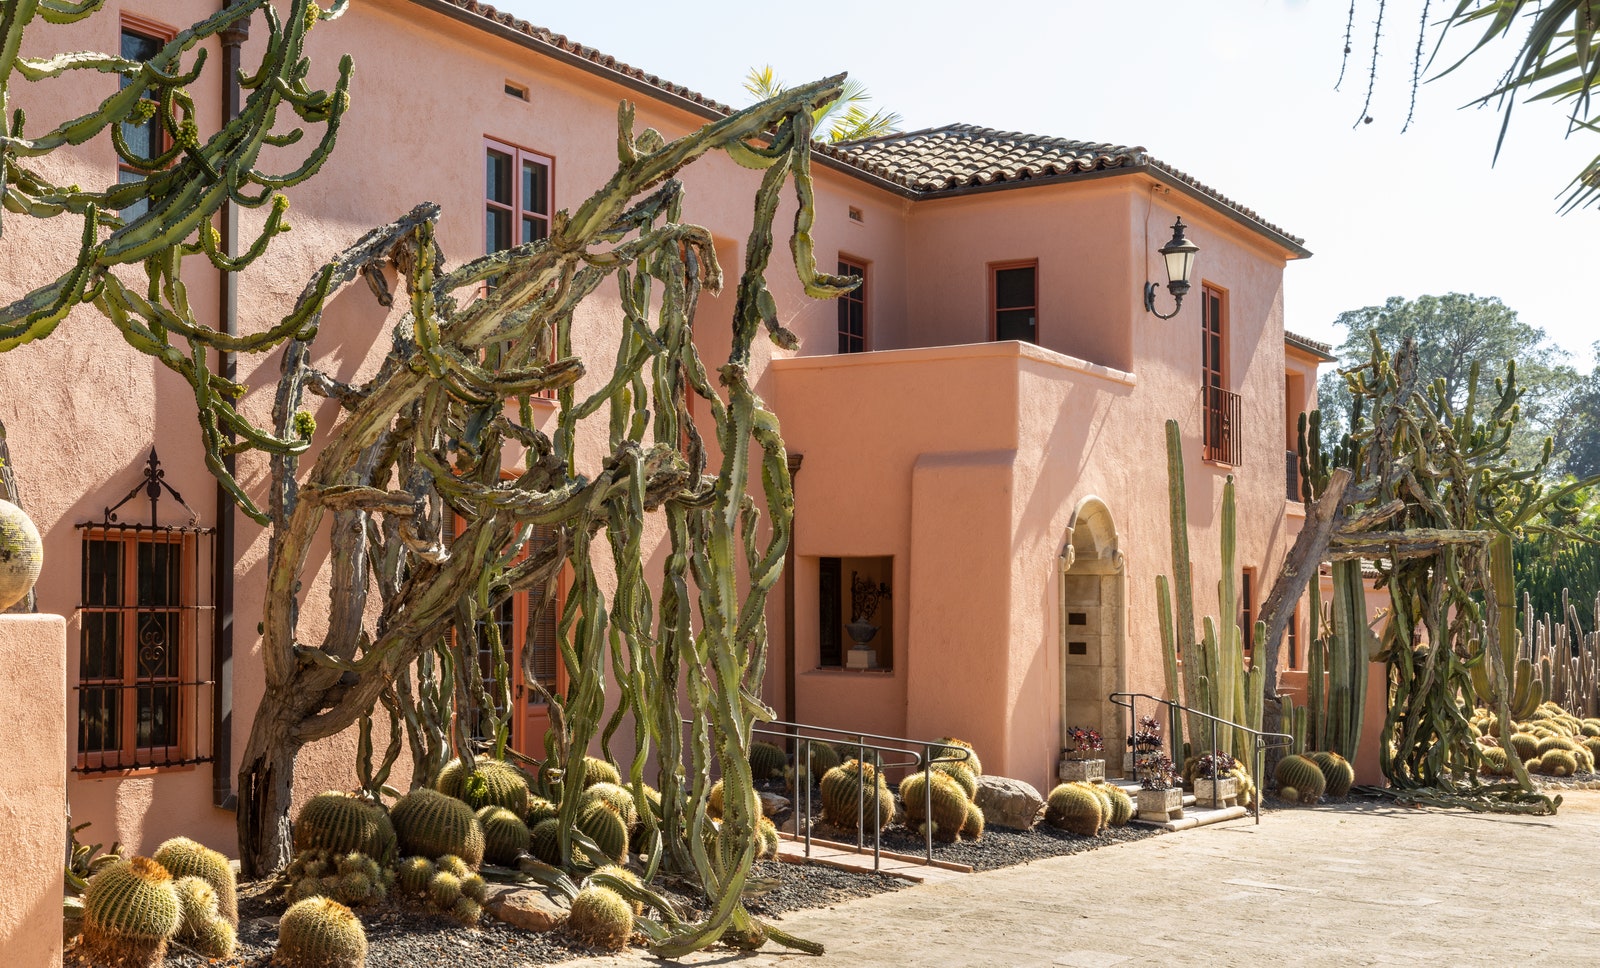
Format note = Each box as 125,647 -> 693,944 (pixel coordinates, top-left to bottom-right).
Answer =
1203,385 -> 1242,465
1110,692 -> 1293,824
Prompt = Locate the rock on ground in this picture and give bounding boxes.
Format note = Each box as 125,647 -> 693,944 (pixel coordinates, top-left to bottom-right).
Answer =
485,884 -> 568,932
974,775 -> 1044,830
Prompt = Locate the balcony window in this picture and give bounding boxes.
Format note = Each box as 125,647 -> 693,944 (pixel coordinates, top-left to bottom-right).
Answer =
1201,284 -> 1240,463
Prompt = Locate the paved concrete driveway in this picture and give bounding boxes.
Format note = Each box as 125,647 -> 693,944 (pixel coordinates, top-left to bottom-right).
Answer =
566,791 -> 1600,968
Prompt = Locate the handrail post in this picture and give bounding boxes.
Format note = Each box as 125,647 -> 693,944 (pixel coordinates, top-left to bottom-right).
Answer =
923,746 -> 934,864
872,749 -> 883,871
856,739 -> 866,852
803,737 -> 813,856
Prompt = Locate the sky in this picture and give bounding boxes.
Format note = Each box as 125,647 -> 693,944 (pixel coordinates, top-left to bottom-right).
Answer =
505,0 -> 1599,369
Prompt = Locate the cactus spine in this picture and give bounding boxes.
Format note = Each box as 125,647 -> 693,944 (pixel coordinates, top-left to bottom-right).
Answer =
820,760 -> 895,832
475,806 -> 530,866
292,793 -> 396,867
899,770 -> 970,843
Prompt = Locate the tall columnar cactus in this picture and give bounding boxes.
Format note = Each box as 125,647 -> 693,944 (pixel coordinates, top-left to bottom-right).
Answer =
82,857 -> 181,968
7,3 -> 854,945
152,837 -> 239,926
1157,425 -> 1264,765
275,897 -> 368,968
391,789 -> 485,867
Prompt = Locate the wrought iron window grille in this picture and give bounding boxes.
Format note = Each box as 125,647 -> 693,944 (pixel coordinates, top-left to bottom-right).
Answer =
74,449 -> 216,774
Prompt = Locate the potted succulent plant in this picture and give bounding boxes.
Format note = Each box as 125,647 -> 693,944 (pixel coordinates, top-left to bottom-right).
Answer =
1192,751 -> 1239,808
1136,752 -> 1184,822
1058,726 -> 1105,783
1124,714 -> 1164,777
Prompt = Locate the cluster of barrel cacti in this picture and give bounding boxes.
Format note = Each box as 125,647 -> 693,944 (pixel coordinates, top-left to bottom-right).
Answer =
283,849 -> 395,908
898,768 -> 983,844
1043,782 -> 1133,836
389,854 -> 490,925
74,838 -> 239,967
819,759 -> 898,833
1472,703 -> 1600,778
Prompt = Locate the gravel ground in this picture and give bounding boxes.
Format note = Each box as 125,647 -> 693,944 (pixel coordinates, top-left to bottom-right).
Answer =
874,819 -> 1158,872
66,859 -> 904,968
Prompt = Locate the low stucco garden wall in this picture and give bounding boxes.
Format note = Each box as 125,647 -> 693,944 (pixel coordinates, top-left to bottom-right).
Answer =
0,613 -> 67,967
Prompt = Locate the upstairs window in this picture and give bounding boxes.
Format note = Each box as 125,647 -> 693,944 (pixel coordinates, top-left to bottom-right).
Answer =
485,138 -> 552,255
1201,283 -> 1240,464
992,262 -> 1037,343
118,19 -> 175,221
837,259 -> 867,353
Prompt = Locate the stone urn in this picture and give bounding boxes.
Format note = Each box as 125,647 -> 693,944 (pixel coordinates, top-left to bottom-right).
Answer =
1193,776 -> 1239,808
844,620 -> 879,670
1136,787 -> 1184,822
0,499 -> 42,610
1057,757 -> 1105,784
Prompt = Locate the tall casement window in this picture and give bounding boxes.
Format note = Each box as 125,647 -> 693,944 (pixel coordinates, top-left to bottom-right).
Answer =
837,259 -> 867,353
119,19 -> 174,221
1201,284 -> 1240,464
485,139 -> 552,254
1287,603 -> 1301,670
992,262 -> 1038,343
76,518 -> 215,773
1240,567 -> 1256,658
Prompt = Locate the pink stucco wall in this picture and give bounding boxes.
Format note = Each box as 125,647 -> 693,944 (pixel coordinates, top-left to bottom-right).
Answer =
0,614 -> 67,968
1,0 -> 1318,857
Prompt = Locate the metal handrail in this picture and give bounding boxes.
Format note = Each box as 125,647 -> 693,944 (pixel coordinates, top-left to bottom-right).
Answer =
694,718 -> 973,870
1110,692 -> 1293,824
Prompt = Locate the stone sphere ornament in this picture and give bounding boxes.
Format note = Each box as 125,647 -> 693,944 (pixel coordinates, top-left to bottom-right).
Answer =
0,499 -> 43,610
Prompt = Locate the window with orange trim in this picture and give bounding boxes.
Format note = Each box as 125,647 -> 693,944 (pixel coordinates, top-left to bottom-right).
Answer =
837,259 -> 867,353
118,18 -> 176,221
992,262 -> 1038,343
75,526 -> 214,772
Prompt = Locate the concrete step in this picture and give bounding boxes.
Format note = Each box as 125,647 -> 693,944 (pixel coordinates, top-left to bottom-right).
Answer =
1130,803 -> 1250,832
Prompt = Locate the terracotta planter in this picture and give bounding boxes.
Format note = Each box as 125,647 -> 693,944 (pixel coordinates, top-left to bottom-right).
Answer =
1136,787 -> 1183,822
1193,776 -> 1238,808
0,500 -> 42,610
1057,758 -> 1105,784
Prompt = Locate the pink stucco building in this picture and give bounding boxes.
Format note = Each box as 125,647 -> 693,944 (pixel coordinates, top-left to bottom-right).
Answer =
1,0 -> 1336,860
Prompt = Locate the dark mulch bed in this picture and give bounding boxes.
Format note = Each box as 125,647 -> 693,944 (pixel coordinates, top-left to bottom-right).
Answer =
68,858 -> 904,968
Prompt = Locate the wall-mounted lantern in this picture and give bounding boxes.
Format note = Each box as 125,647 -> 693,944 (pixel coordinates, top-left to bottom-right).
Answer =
1143,217 -> 1199,320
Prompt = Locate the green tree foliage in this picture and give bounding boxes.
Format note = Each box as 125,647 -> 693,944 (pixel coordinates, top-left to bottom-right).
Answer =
1317,294 -> 1590,473
743,64 -> 902,142
1514,479 -> 1600,618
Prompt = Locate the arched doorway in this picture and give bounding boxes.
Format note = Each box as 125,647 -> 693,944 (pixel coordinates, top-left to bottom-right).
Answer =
1059,497 -> 1128,772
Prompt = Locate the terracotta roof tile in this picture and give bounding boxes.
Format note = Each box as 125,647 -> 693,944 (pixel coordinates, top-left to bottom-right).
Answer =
421,4 -> 1304,251
1285,330 -> 1337,361
822,125 -> 1303,248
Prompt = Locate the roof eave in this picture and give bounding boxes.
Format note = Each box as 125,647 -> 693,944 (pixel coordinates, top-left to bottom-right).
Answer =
852,162 -> 1311,260
1285,335 -> 1338,363
406,0 -> 731,123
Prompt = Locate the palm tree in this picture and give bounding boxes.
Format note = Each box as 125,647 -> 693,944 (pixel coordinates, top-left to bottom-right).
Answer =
743,65 -> 903,143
